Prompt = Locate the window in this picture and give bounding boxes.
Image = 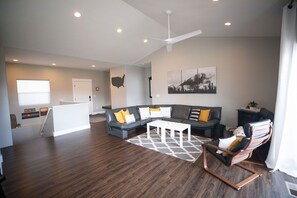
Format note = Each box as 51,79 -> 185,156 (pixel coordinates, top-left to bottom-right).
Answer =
17,80 -> 50,106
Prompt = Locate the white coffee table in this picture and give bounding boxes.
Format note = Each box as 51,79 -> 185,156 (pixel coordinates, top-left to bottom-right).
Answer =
146,120 -> 191,148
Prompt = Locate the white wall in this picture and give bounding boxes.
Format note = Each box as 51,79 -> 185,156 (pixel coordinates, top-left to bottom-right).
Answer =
6,63 -> 111,124
6,63 -> 110,144
137,37 -> 280,127
126,66 -> 145,106
53,103 -> 90,137
0,42 -> 13,148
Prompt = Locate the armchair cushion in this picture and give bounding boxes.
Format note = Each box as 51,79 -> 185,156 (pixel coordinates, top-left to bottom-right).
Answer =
217,136 -> 236,154
205,140 -> 233,166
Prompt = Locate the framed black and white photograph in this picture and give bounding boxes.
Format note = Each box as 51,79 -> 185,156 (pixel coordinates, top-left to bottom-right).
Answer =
168,70 -> 182,93
168,67 -> 217,94
197,66 -> 217,93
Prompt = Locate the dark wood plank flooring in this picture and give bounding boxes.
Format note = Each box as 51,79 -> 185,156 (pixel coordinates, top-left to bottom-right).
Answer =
1,122 -> 296,198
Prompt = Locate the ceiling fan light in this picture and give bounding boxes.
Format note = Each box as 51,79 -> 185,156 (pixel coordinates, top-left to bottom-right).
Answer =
74,12 -> 81,18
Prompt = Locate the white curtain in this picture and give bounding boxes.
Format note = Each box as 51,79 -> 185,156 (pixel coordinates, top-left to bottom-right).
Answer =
265,3 -> 297,177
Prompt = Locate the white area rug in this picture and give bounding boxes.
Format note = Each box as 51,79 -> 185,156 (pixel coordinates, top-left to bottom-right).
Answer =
126,129 -> 211,163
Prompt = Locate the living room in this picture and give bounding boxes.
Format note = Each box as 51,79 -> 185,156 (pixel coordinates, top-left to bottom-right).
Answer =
0,0 -> 297,197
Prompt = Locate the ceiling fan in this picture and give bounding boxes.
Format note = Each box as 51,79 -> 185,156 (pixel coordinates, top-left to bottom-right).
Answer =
149,10 -> 202,52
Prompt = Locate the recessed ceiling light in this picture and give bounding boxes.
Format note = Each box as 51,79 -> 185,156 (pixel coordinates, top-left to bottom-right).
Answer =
117,28 -> 122,33
92,65 -> 95,68
143,39 -> 148,43
13,59 -> 18,62
212,0 -> 219,2
52,63 -> 56,66
225,22 -> 232,26
74,12 -> 81,18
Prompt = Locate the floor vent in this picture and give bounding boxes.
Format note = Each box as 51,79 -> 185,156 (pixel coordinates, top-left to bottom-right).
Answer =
286,181 -> 297,197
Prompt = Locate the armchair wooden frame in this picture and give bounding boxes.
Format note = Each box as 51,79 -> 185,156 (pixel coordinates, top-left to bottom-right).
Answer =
202,120 -> 272,190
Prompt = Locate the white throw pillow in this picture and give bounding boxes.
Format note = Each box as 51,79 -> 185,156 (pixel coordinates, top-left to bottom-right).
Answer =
160,107 -> 171,118
150,110 -> 163,118
233,126 -> 246,137
139,107 -> 150,120
216,135 -> 236,154
125,114 -> 136,124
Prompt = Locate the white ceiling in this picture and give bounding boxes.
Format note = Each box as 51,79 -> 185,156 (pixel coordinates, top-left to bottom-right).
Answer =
0,0 -> 285,70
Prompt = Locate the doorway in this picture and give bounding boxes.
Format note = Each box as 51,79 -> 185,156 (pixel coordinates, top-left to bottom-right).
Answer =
72,79 -> 93,114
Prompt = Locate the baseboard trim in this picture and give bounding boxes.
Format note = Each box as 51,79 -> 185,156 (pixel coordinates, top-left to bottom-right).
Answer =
53,124 -> 90,137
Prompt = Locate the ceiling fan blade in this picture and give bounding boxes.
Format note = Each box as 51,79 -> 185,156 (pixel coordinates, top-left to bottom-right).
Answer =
166,30 -> 202,44
147,36 -> 165,42
166,44 -> 172,52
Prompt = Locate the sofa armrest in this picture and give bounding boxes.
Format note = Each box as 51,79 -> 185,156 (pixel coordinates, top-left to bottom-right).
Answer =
105,109 -> 116,123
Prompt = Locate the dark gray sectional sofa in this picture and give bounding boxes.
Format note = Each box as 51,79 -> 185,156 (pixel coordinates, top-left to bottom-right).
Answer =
105,104 -> 222,139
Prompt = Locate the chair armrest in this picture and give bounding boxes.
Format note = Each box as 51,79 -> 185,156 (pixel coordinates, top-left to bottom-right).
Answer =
203,143 -> 236,156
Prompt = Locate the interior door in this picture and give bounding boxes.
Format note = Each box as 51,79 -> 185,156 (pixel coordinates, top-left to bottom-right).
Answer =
72,79 -> 93,114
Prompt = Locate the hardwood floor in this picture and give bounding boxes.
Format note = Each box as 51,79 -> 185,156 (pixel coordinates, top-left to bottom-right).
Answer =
1,122 -> 296,198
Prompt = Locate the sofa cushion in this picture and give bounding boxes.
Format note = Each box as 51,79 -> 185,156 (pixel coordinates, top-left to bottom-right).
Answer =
171,105 -> 191,120
114,110 -> 125,123
150,108 -> 163,118
125,114 -> 136,124
189,108 -> 201,121
140,118 -> 152,125
139,107 -> 150,120
182,119 -> 219,129
122,109 -> 130,122
127,106 -> 140,121
109,121 -> 141,130
191,106 -> 221,120
162,117 -> 183,123
160,107 -> 171,118
199,109 -> 211,122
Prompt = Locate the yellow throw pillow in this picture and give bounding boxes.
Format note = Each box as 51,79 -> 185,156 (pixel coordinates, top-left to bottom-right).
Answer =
114,110 -> 125,123
198,109 -> 211,122
121,109 -> 130,122
149,107 -> 161,111
223,136 -> 244,157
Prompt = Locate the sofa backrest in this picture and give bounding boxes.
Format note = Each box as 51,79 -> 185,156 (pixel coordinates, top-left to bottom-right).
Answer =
105,104 -> 222,123
191,106 -> 222,121
171,105 -> 192,120
105,106 -> 141,122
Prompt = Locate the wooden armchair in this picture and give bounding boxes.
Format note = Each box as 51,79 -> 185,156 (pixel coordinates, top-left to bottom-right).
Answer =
202,119 -> 272,190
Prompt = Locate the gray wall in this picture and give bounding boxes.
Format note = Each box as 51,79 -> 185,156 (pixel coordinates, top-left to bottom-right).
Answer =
137,37 -> 280,127
6,63 -> 111,125
0,43 -> 13,148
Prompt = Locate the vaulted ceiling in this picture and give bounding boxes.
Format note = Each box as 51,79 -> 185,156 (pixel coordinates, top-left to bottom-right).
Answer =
0,0 -> 285,70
